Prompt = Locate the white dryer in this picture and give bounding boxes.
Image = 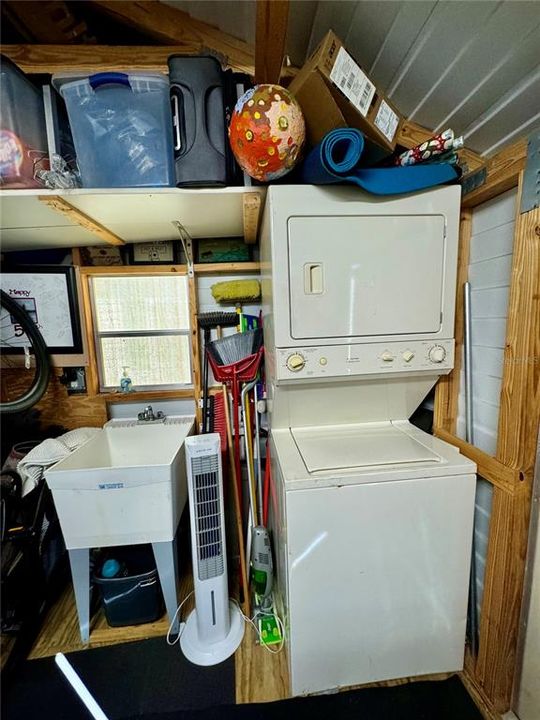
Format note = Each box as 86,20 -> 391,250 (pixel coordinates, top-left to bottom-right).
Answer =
260,185 -> 476,696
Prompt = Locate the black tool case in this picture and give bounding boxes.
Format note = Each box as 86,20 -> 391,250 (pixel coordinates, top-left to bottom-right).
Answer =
168,55 -> 229,187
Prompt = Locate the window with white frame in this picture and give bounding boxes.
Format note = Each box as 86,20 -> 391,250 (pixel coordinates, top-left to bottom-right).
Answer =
91,275 -> 192,391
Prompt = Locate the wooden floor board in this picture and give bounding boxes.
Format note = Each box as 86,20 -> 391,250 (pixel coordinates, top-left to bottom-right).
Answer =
235,624 -> 289,703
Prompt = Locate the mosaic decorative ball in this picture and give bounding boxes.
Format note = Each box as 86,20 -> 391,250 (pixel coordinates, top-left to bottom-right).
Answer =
229,84 -> 305,182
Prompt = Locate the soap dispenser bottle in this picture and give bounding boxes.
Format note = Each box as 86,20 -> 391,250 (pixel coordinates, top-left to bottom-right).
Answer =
120,366 -> 133,393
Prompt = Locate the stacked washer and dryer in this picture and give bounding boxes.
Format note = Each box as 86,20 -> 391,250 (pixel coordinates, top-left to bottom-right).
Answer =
260,185 -> 476,696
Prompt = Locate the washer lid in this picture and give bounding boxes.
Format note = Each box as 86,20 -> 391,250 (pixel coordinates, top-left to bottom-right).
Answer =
291,422 -> 441,473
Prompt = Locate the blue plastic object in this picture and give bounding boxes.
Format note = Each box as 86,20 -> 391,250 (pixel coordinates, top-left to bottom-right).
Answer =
301,128 -> 460,195
60,73 -> 175,188
89,72 -> 131,90
101,559 -> 121,578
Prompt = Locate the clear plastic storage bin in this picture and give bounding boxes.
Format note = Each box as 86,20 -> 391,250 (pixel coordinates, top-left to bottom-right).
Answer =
0,55 -> 48,188
59,72 -> 175,188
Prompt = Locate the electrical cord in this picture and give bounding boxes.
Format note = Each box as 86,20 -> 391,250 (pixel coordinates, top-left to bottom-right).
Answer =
166,590 -> 194,646
232,599 -> 285,655
166,592 -> 285,655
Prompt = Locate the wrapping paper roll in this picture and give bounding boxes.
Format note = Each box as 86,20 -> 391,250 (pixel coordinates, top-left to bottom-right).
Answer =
300,128 -> 460,195
395,129 -> 464,166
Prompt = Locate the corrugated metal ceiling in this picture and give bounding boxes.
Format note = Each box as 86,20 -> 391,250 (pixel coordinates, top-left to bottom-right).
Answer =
166,0 -> 540,156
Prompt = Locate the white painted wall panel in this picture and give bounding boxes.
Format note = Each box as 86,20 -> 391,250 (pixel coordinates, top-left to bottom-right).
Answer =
469,223 -> 515,263
470,286 -> 510,318
164,0 -> 256,42
471,346 -> 505,382
307,0 -> 358,56
457,188 -> 517,457
343,2 -> 403,74
465,71 -> 540,154
368,1 -> 438,89
473,477 -> 494,621
472,188 -> 520,232
418,3 -> 540,130
472,318 -> 508,349
387,1 -> 497,117
470,374 -> 505,409
468,254 -> 514,291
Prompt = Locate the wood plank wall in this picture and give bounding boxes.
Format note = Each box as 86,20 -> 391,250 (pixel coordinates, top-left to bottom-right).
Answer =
1,367 -> 107,430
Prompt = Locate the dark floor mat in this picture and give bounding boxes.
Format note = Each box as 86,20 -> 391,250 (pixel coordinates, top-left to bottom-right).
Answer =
123,676 -> 482,720
2,636 -> 234,720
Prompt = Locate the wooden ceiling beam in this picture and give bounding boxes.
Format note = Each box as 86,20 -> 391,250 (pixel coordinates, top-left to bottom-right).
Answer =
90,0 -> 261,75
255,0 -> 289,85
0,44 -> 226,74
461,137 -> 528,208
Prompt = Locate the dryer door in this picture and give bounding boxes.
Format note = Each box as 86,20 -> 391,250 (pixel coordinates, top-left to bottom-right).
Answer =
287,214 -> 445,340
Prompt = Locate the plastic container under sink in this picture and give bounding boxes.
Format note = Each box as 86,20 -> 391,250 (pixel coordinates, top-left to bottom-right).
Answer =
59,72 -> 175,187
95,545 -> 164,627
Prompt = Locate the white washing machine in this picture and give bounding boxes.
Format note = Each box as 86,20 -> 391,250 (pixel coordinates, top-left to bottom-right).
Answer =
260,185 -> 476,696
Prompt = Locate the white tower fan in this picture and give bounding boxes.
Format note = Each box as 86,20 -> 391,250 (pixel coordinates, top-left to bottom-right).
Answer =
181,433 -> 245,665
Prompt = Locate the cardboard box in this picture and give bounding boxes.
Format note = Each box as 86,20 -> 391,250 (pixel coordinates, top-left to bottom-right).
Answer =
290,30 -> 402,155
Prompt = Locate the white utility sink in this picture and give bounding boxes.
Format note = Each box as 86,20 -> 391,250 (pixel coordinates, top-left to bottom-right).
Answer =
46,417 -> 195,550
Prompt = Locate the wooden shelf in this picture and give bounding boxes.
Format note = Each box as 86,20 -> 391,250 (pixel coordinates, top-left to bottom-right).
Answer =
96,389 -> 196,403
80,264 -> 188,275
0,186 -> 266,252
194,262 -> 261,274
78,262 -> 260,275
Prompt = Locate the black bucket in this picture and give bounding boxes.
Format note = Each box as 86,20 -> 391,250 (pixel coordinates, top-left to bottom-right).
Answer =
94,545 -> 164,627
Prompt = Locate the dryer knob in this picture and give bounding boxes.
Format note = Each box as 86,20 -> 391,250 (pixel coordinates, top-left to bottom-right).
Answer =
286,353 -> 306,372
428,345 -> 446,363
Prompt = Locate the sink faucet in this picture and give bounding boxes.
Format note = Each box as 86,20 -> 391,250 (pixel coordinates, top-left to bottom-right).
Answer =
137,405 -> 165,423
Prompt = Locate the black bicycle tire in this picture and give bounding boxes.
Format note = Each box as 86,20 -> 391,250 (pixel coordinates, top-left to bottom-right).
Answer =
0,290 -> 51,414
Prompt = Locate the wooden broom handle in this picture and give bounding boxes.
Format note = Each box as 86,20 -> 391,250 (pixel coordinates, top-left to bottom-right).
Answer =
222,384 -> 250,617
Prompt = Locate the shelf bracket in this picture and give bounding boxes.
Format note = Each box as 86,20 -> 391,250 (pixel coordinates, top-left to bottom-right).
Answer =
173,220 -> 194,277
243,192 -> 262,244
38,195 -> 125,246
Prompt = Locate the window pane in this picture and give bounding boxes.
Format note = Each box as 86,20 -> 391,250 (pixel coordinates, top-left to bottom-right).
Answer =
100,335 -> 191,388
92,276 -> 189,332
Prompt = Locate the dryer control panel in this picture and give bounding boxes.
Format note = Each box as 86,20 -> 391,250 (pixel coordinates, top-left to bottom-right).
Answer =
274,340 -> 454,382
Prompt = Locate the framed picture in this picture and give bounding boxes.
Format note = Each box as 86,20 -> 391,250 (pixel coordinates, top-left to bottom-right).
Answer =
129,241 -> 177,265
0,266 -> 83,354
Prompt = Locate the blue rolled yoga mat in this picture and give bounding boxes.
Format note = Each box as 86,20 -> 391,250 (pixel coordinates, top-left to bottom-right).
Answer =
300,128 -> 460,195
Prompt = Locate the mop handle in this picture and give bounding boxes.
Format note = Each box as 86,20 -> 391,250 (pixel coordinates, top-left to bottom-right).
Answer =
55,653 -> 110,720
231,373 -> 243,512
222,386 -> 251,617
263,441 -> 271,527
